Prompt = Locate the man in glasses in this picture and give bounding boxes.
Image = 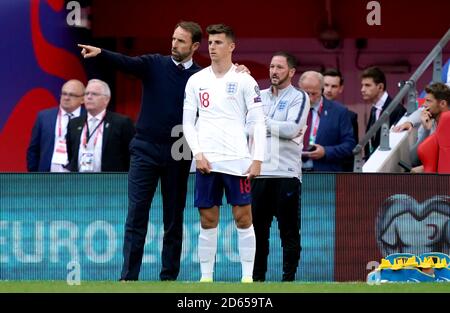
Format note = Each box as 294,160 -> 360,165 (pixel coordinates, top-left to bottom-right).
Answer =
65,79 -> 135,172
27,79 -> 86,172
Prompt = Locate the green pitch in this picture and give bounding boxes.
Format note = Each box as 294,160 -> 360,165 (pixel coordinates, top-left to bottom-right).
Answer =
1,281 -> 449,293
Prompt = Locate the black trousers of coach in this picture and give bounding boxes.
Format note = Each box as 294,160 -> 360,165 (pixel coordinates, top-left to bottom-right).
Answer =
120,137 -> 191,281
251,177 -> 302,281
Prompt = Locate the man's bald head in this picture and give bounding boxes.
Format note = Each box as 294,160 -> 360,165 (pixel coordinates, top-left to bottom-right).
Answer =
60,80 -> 85,113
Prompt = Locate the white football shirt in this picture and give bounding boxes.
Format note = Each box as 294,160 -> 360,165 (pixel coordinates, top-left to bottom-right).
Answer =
183,65 -> 265,176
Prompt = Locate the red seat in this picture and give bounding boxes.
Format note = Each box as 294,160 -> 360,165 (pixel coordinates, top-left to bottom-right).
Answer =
418,111 -> 450,173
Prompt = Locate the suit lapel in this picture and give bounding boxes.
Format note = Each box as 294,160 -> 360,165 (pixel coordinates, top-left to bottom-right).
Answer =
315,99 -> 330,142
381,96 -> 391,113
73,116 -> 86,163
48,108 -> 58,133
102,111 -> 112,153
46,108 -> 59,149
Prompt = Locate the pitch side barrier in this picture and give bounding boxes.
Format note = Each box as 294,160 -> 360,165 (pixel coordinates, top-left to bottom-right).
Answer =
0,173 -> 448,282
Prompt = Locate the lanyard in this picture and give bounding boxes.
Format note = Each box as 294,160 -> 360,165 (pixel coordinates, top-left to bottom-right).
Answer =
82,113 -> 106,148
57,110 -> 75,138
309,100 -> 323,145
57,109 -> 65,138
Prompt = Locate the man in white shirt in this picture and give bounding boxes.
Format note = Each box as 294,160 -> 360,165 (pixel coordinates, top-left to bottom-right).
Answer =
27,79 -> 85,172
65,79 -> 135,172
183,24 -> 266,283
361,66 -> 406,158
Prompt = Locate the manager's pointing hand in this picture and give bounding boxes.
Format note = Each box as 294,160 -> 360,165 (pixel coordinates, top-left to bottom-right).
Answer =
77,44 -> 101,58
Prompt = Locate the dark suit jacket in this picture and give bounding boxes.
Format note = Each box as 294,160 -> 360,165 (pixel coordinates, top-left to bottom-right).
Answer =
364,95 -> 406,157
312,98 -> 356,172
342,109 -> 359,172
65,111 -> 135,172
27,107 -> 86,172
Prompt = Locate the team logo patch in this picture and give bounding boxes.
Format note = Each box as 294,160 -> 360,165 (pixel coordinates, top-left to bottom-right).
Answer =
278,100 -> 288,110
253,96 -> 261,103
254,85 -> 261,96
226,82 -> 238,94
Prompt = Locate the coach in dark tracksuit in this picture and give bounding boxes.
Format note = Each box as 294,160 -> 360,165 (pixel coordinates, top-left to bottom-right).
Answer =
78,21 -> 203,281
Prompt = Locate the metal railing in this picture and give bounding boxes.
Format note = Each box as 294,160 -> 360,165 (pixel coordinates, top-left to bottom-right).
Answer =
353,28 -> 450,172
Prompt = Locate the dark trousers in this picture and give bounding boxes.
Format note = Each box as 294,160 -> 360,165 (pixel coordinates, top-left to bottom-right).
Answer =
251,178 -> 301,281
120,138 -> 191,281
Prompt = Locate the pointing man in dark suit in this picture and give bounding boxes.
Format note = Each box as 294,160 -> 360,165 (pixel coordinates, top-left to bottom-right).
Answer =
361,66 -> 406,158
298,71 -> 355,172
27,79 -> 85,172
65,79 -> 135,172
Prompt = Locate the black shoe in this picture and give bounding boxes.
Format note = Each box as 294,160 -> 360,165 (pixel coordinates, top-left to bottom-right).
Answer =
119,278 -> 137,282
253,274 -> 266,282
281,273 -> 295,282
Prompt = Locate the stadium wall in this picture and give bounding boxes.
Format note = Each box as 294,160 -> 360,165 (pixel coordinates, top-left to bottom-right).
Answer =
0,173 -> 448,282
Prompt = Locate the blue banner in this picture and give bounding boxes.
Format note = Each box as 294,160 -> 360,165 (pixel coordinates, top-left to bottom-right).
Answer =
0,173 -> 335,282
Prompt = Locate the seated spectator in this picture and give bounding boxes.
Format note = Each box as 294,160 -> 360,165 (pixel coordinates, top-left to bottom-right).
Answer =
416,111 -> 450,173
397,82 -> 449,172
65,79 -> 135,172
298,71 -> 355,172
27,80 -> 85,172
394,58 -> 450,133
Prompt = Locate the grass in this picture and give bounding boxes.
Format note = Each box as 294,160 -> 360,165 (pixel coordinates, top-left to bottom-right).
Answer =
0,281 -> 449,293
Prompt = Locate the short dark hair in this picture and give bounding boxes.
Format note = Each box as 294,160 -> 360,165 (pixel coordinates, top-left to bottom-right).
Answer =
322,68 -> 344,85
176,21 -> 202,44
361,66 -> 386,90
272,51 -> 298,69
425,82 -> 450,103
206,24 -> 235,42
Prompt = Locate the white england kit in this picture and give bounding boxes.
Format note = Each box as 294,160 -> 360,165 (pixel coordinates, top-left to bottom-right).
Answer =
183,65 -> 266,176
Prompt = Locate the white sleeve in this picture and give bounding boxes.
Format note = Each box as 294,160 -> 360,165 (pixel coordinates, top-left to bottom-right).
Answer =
182,78 -> 201,156
406,107 -> 424,128
247,106 -> 266,161
242,75 -> 266,161
266,90 -> 310,139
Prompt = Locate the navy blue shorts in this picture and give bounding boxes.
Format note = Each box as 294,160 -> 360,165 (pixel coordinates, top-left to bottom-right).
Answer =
194,171 -> 252,208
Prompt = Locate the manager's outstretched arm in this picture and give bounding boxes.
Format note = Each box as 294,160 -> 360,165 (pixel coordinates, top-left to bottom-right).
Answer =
78,44 -> 101,58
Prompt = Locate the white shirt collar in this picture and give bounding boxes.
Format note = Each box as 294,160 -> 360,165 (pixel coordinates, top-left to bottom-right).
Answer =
172,58 -> 193,69
312,96 -> 323,111
87,109 -> 106,121
60,106 -> 81,117
374,91 -> 388,110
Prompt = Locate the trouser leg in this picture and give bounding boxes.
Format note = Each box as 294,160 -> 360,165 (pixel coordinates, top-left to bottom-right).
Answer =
276,178 -> 301,282
251,179 -> 273,281
121,139 -> 160,280
159,157 -> 191,280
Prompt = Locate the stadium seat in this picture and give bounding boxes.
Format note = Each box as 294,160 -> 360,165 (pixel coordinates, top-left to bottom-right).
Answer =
418,111 -> 450,173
